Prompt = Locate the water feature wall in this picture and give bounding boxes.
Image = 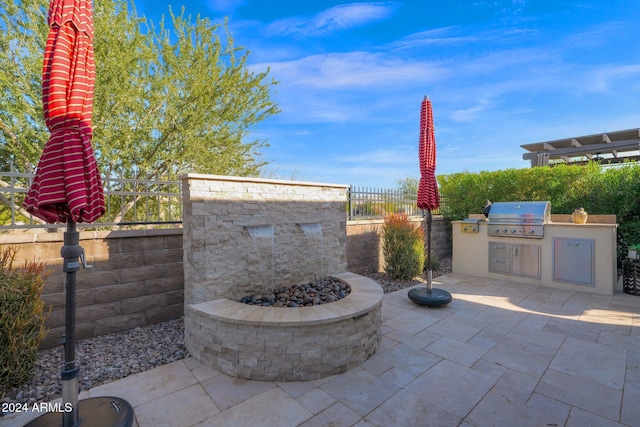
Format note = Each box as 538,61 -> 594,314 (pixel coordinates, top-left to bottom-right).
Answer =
181,174 -> 349,304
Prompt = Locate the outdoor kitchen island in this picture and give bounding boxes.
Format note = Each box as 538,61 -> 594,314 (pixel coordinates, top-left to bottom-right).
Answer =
452,213 -> 618,295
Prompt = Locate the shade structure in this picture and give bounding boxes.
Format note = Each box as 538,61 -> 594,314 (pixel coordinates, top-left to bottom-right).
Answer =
23,0 -> 105,224
22,1 -> 132,426
409,96 -> 451,307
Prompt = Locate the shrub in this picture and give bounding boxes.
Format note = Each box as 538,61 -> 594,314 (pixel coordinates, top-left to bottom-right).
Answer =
382,213 -> 426,280
0,246 -> 50,390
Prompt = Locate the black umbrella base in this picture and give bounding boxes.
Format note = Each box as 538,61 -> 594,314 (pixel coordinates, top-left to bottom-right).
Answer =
25,397 -> 134,427
408,287 -> 452,307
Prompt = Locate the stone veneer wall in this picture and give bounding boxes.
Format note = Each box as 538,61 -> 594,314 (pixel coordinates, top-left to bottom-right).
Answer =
181,174 -> 350,304
0,229 -> 184,348
185,272 -> 382,381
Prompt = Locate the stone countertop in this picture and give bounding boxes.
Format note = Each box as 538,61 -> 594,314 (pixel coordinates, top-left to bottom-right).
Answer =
465,213 -> 617,225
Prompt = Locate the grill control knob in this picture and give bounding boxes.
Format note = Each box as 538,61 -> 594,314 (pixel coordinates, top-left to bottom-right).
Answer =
494,228 -> 500,233
503,228 -> 508,233
511,229 -> 516,233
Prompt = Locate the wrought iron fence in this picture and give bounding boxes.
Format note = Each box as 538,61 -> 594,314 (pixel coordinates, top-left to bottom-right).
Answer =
0,164 -> 182,230
0,165 -> 443,229
347,186 -> 444,220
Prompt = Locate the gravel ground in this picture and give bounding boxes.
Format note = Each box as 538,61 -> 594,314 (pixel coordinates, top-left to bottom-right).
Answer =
2,257 -> 452,411
368,257 -> 452,293
1,319 -> 188,412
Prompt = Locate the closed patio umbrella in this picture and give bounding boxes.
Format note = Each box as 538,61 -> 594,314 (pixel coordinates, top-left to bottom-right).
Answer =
24,0 -> 104,224
408,96 -> 452,307
24,1 -> 132,426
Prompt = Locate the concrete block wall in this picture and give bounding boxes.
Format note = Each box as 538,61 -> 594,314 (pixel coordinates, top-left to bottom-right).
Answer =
181,174 -> 350,304
1,228 -> 184,348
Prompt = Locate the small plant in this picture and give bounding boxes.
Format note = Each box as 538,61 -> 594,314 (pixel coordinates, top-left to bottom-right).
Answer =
382,213 -> 426,280
0,246 -> 50,390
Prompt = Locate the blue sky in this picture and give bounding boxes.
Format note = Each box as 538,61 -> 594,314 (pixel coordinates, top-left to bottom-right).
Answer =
134,0 -> 640,188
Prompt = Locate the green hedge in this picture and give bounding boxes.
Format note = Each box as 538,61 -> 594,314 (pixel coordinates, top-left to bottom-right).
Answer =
438,162 -> 640,264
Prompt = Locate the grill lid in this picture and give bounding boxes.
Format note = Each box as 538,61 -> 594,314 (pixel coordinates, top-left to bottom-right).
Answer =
487,201 -> 551,225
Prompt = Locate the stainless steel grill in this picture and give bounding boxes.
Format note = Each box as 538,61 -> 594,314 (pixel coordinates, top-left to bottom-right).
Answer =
487,201 -> 551,238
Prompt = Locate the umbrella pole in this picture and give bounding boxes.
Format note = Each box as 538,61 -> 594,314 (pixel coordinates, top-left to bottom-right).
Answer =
408,209 -> 451,307
426,210 -> 432,293
28,223 -> 135,427
61,221 -> 81,427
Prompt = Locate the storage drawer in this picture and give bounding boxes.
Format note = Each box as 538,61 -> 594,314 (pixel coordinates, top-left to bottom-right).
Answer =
489,256 -> 510,273
489,242 -> 511,273
489,242 -> 510,259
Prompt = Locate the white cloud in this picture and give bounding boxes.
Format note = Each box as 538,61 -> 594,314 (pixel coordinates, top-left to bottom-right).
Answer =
563,21 -> 627,50
388,27 -> 484,50
588,64 -> 640,93
450,98 -> 495,122
259,51 -> 447,89
266,2 -> 399,38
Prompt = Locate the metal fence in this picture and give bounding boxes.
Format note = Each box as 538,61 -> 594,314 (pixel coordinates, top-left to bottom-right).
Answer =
0,167 -> 443,229
0,164 -> 182,230
347,186 -> 444,220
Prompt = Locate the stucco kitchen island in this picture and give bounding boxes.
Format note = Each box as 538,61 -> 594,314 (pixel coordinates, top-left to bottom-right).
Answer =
452,214 -> 618,295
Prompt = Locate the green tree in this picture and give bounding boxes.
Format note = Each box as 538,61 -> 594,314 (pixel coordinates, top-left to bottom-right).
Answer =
396,177 -> 419,196
0,0 -> 49,173
0,0 -> 279,181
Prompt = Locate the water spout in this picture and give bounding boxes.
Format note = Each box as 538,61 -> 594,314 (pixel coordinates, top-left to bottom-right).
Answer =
245,225 -> 275,291
298,222 -> 324,277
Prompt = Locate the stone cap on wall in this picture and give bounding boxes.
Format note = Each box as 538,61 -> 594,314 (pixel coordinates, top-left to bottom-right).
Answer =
0,227 -> 183,245
179,173 -> 350,189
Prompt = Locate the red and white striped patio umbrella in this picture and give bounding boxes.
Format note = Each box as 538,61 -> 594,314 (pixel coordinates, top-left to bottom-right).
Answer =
416,96 -> 440,212
409,96 -> 451,306
23,0 -> 104,224
20,2 -> 134,425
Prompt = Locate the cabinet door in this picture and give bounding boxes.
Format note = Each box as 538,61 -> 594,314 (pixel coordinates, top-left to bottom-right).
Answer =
553,238 -> 594,286
512,244 -> 541,278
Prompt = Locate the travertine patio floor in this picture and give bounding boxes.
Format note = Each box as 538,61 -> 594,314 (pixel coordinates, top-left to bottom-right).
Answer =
7,272 -> 640,426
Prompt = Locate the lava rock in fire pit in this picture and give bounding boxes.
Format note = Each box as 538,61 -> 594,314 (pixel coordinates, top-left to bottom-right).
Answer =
239,277 -> 351,307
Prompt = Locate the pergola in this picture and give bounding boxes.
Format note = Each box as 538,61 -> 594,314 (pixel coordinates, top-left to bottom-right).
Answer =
521,128 -> 640,167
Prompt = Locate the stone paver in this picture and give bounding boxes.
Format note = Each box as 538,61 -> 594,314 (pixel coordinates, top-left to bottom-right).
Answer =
6,273 -> 640,427
133,384 -> 219,427
320,368 -> 400,417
